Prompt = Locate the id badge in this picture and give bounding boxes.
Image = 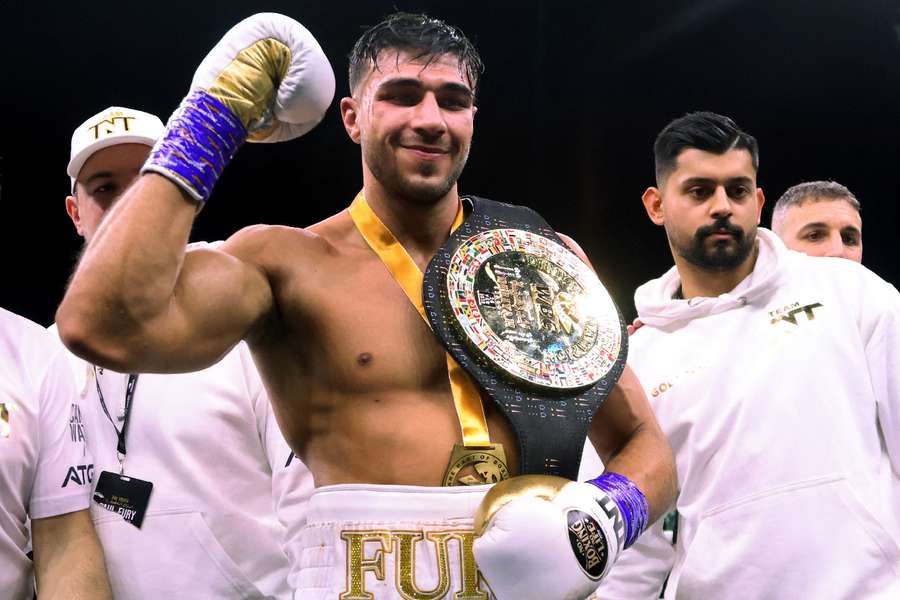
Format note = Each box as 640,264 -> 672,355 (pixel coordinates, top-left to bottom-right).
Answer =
93,471 -> 153,528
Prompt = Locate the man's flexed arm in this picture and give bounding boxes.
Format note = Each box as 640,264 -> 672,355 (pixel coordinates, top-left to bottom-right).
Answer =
57,13 -> 334,372
57,174 -> 272,372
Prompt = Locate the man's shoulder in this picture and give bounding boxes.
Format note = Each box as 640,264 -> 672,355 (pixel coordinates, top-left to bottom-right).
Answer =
785,249 -> 862,277
225,222 -> 319,250
222,218 -> 348,262
0,305 -> 50,343
1,307 -> 60,373
786,252 -> 897,299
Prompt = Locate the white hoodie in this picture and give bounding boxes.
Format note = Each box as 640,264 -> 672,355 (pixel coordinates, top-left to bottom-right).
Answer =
596,229 -> 900,599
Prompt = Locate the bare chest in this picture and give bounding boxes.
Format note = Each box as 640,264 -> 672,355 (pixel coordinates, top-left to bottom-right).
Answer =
278,254 -> 449,393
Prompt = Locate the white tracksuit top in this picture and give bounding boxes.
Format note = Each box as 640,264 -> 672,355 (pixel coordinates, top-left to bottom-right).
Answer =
597,229 -> 900,599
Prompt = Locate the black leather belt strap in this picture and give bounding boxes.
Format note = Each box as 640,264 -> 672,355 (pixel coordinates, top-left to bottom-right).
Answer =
423,196 -> 628,479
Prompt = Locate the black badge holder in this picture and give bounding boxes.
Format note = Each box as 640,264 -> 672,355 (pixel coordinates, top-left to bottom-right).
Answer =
94,471 -> 153,528
423,196 -> 628,479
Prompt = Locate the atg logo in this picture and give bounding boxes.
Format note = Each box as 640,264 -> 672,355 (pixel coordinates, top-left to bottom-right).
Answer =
62,464 -> 94,488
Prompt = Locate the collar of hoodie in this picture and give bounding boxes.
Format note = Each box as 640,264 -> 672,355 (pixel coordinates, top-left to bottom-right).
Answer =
634,228 -> 787,327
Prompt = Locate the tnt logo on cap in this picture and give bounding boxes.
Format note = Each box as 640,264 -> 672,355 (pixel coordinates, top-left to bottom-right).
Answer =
88,111 -> 136,141
67,106 -> 164,189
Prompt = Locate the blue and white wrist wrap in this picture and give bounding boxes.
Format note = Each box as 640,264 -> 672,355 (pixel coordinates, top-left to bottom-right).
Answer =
588,472 -> 650,549
142,89 -> 246,204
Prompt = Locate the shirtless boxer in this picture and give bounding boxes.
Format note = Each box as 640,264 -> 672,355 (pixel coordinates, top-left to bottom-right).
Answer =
57,12 -> 676,599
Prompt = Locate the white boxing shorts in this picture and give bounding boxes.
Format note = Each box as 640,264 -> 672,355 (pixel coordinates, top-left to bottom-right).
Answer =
295,483 -> 496,599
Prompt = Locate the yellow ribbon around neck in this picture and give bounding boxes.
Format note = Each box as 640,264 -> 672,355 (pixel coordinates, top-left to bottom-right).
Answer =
348,192 -> 491,447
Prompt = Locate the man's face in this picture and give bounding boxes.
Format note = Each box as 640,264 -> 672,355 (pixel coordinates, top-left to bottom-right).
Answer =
65,143 -> 149,242
777,198 -> 862,262
341,49 -> 476,204
653,148 -> 764,272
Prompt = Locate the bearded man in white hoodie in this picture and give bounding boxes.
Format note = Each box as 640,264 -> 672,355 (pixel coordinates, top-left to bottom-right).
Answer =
594,111 -> 900,600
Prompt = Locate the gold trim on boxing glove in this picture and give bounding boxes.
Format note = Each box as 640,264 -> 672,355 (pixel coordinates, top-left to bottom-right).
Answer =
206,38 -> 291,140
473,474 -> 570,536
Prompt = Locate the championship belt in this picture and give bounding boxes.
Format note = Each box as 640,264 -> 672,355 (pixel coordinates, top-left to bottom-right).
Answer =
423,197 -> 627,480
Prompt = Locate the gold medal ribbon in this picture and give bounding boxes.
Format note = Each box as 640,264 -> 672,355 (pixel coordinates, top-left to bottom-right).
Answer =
349,192 -> 491,448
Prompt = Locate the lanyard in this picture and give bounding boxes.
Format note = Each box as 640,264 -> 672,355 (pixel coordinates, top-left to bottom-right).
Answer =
348,192 -> 491,447
94,370 -> 139,462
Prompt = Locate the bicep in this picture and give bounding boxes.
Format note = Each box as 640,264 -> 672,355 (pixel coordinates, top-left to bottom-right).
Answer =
129,242 -> 274,372
558,232 -> 595,270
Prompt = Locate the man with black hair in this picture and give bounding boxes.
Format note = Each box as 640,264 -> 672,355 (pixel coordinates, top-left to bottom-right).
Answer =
595,111 -> 900,599
57,11 -> 676,600
772,180 -> 863,262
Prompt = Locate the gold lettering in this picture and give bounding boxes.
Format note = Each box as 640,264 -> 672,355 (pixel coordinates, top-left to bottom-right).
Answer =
341,531 -> 391,600
770,302 -> 824,326
448,532 -> 488,600
394,532 -> 452,600
801,302 -> 823,321
340,529 -> 489,599
88,116 -> 134,140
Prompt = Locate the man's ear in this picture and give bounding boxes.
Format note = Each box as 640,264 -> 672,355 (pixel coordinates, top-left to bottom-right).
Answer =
64,195 -> 85,237
755,187 -> 766,224
642,187 -> 665,226
340,97 -> 361,144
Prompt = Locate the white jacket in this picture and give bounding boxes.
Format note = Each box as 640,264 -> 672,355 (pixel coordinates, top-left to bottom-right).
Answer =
596,229 -> 900,599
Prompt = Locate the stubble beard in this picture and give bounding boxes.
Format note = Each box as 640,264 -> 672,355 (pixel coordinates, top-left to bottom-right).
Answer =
364,140 -> 469,206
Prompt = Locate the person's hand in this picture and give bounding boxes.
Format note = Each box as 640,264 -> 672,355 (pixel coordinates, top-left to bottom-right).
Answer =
473,475 -> 628,599
626,318 -> 643,335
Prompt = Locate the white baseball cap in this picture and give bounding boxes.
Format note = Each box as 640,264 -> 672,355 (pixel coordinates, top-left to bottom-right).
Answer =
68,106 -> 164,191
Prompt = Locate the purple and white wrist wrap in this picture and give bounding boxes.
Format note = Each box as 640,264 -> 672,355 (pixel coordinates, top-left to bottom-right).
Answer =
588,472 -> 649,549
142,89 -> 247,204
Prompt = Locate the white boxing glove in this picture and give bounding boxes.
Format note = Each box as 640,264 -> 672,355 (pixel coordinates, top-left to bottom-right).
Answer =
143,13 -> 335,203
190,12 -> 335,143
473,474 -> 647,600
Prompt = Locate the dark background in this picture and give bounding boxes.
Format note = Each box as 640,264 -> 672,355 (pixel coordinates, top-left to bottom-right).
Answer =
1,0 -> 898,326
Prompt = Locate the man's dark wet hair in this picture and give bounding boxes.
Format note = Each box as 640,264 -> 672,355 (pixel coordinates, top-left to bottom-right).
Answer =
654,111 -> 759,185
348,12 -> 483,95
